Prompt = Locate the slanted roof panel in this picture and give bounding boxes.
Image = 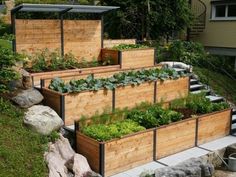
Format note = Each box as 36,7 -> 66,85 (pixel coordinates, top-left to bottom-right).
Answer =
12,3 -> 119,14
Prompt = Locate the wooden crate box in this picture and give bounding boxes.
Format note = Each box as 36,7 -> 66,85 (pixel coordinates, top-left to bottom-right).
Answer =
101,48 -> 155,69
197,109 -> 232,145
155,118 -> 196,159
76,129 -> 154,177
156,77 -> 189,103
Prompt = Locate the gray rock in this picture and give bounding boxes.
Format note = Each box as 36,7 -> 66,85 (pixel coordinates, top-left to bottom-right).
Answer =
24,105 -> 63,135
12,88 -> 43,108
155,158 -> 214,177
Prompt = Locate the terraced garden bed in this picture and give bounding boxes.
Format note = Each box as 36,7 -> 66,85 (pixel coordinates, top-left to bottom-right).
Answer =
42,68 -> 189,125
101,44 -> 155,69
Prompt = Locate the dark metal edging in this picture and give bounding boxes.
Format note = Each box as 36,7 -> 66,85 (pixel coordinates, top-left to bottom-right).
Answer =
40,79 -> 45,89
101,15 -> 104,48
154,81 -> 157,103
153,129 -> 157,161
60,95 -> 65,122
230,109 -> 233,135
195,118 -> 199,146
99,143 -> 105,177
112,89 -> 116,111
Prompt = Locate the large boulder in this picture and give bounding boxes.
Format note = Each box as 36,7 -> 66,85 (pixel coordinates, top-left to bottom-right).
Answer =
12,88 -> 43,108
24,105 -> 63,135
45,134 -> 101,177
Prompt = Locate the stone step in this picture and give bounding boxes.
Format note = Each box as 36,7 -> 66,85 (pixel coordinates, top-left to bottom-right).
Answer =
205,95 -> 224,103
232,115 -> 236,124
190,89 -> 211,95
190,84 -> 204,91
190,79 -> 198,85
64,124 -> 75,132
172,68 -> 186,73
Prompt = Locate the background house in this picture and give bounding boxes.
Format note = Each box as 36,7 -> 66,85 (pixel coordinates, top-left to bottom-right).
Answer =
190,0 -> 236,70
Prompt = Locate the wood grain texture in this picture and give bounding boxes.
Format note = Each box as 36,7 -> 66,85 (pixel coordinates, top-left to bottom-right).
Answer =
156,118 -> 196,159
103,39 -> 136,48
15,19 -> 61,53
156,77 -> 189,103
121,48 -> 155,69
104,130 -> 153,177
64,20 -> 101,61
41,88 -> 62,115
76,133 -> 100,173
115,82 -> 155,109
197,109 -> 231,145
64,90 -> 112,125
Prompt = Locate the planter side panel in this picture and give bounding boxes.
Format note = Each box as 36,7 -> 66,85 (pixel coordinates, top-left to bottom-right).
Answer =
197,109 -> 231,145
121,49 -> 155,69
115,82 -> 154,109
156,119 -> 196,159
42,89 -> 61,116
15,19 -> 61,54
76,133 -> 100,173
64,90 -> 112,125
105,131 -> 153,177
156,77 -> 189,103
101,49 -> 119,64
64,20 -> 102,61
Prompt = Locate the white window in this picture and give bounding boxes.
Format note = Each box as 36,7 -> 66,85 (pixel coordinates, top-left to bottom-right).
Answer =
212,3 -> 236,20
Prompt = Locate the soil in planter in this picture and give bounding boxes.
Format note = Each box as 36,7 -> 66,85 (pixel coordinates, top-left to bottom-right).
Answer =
173,108 -> 194,119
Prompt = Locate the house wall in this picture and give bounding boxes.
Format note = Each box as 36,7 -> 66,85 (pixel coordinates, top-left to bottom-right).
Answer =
192,0 -> 236,49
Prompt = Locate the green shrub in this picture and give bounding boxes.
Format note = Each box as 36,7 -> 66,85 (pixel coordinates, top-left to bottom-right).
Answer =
112,44 -> 149,50
49,67 -> 187,93
157,40 -> 207,65
0,46 -> 23,93
82,120 -> 145,142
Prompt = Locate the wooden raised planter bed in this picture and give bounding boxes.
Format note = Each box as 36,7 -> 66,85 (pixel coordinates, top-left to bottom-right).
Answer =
76,128 -> 154,177
75,108 -> 232,176
28,65 -> 120,87
101,48 -> 155,69
196,108 -> 232,145
42,76 -> 189,126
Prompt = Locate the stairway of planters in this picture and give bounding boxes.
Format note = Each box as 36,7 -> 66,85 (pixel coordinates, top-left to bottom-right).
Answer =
12,4 -> 233,177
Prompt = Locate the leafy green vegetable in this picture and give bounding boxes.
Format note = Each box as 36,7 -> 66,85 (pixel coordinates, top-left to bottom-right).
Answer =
49,68 -> 187,93
112,44 -> 149,50
170,93 -> 230,114
82,120 -> 145,142
126,104 -> 183,128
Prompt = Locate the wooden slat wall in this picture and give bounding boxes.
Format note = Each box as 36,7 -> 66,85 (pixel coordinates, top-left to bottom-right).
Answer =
121,48 -> 155,69
41,89 -> 61,115
156,119 -> 196,159
197,109 -> 231,145
77,133 -> 100,173
156,77 -> 189,103
103,39 -> 136,48
115,82 -> 154,109
15,19 -> 61,53
104,130 -> 153,177
64,20 -> 102,61
64,90 -> 112,125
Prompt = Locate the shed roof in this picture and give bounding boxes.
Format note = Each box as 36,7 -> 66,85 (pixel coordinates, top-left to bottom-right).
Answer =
11,3 -> 119,14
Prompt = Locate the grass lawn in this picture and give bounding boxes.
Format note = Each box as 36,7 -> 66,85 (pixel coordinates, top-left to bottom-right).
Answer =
0,98 -> 49,177
0,39 -> 12,50
194,67 -> 236,104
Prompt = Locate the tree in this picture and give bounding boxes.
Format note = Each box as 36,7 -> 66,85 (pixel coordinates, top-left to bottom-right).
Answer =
102,0 -> 193,41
